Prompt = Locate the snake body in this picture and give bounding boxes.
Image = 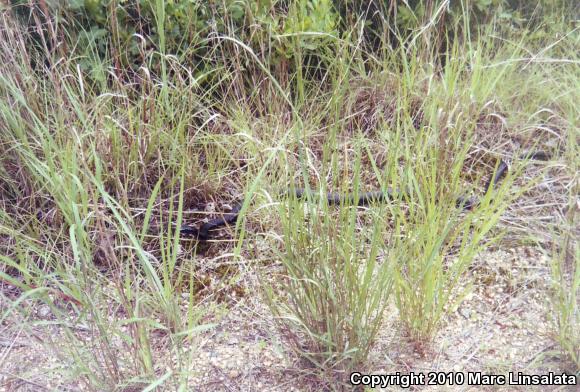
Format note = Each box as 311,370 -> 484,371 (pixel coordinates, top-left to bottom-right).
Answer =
180,152 -> 551,241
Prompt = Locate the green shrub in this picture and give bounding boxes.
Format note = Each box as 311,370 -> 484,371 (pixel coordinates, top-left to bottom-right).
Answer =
9,1 -> 274,66
6,0 -> 544,78
8,0 -> 340,87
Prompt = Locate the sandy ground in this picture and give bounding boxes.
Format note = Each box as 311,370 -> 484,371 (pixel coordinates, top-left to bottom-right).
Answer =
1,244 -> 577,391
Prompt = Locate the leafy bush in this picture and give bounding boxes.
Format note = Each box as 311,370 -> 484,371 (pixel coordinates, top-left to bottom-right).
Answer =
10,0 -> 576,75
8,0 -> 342,87
65,0 -> 249,64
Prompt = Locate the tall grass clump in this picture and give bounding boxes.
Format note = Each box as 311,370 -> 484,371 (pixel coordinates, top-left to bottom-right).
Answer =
0,9 -> 217,390
385,35 -> 527,346
263,146 -> 393,380
389,168 -> 512,347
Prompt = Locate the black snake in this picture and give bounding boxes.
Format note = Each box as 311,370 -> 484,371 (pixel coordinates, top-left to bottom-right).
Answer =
180,151 -> 551,241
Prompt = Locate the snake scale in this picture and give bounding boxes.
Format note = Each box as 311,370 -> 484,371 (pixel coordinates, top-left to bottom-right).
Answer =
180,151 -> 551,241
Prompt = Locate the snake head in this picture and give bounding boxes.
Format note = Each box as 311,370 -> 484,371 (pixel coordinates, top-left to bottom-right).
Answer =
456,195 -> 479,210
